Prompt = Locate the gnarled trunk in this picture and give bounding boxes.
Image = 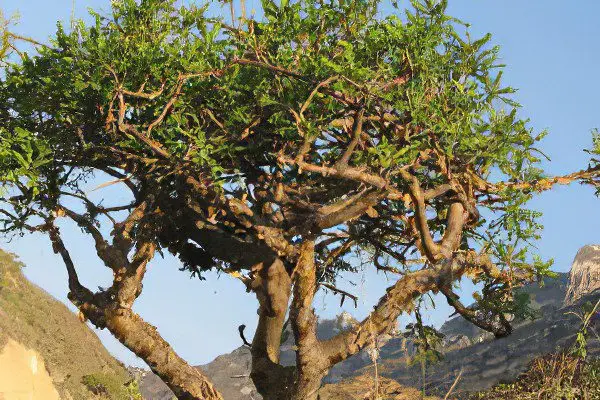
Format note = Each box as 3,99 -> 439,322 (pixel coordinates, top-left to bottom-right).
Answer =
251,243 -> 329,400
249,258 -> 297,400
289,240 -> 328,400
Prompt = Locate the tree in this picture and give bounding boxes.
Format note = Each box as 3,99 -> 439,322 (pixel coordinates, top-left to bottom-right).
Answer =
1,0 -> 598,399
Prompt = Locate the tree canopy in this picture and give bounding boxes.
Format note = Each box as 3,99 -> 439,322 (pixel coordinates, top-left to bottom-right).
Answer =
1,0 -> 598,399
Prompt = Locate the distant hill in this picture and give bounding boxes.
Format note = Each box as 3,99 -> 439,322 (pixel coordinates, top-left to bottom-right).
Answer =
0,249 -> 136,399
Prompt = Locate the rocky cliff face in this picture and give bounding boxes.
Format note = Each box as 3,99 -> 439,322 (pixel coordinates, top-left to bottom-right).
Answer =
564,244 -> 600,305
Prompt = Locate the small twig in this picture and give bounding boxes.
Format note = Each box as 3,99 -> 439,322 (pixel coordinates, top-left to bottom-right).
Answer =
238,324 -> 252,347
320,282 -> 358,308
443,369 -> 463,400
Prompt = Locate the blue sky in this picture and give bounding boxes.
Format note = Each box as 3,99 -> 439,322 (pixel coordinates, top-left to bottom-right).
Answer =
1,0 -> 599,368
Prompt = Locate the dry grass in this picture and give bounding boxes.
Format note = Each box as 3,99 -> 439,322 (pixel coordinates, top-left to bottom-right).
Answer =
471,353 -> 600,400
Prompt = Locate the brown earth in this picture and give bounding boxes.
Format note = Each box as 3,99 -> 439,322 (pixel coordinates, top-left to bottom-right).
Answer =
319,373 -> 439,400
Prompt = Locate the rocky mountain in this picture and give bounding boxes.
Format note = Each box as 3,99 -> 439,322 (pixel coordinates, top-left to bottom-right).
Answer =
0,250 -> 135,399
376,289 -> 600,397
564,244 -> 600,305
138,245 -> 600,399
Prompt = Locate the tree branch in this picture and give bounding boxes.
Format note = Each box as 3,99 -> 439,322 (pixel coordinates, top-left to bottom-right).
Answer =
320,268 -> 440,367
440,285 -> 511,337
336,108 -> 365,167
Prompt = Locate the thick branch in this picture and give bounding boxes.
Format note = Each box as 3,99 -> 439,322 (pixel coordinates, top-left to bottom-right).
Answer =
315,190 -> 384,230
473,165 -> 600,194
278,155 -> 390,189
439,202 -> 467,257
60,207 -> 129,271
101,308 -> 224,400
47,224 -> 94,304
336,108 -> 365,167
321,268 -> 440,367
400,170 -> 441,262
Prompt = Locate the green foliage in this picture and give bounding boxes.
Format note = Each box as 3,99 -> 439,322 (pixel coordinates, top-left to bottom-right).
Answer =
586,128 -> 600,196
82,373 -> 143,400
0,11 -> 11,60
570,299 -> 600,360
0,0 -> 548,184
403,304 -> 445,366
0,127 -> 51,186
0,0 -> 571,332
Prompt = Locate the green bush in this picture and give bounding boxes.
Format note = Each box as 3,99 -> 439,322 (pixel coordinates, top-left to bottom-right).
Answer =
82,374 -> 143,400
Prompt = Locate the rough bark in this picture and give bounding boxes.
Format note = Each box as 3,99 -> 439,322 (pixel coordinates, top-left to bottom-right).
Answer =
102,308 -> 223,400
249,258 -> 296,400
289,240 -> 328,400
321,268 -> 440,366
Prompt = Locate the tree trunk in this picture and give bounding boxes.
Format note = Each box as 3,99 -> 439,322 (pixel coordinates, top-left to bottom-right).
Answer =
89,306 -> 223,400
289,240 -> 327,400
249,258 -> 296,400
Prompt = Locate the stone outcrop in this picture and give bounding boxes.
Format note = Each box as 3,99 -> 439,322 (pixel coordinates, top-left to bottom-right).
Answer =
564,244 -> 600,305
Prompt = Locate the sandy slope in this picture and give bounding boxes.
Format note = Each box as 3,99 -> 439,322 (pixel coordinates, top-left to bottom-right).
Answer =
0,339 -> 60,400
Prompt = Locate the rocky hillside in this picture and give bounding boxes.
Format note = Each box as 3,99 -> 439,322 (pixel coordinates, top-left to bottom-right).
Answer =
376,289 -> 600,397
0,249 -> 135,399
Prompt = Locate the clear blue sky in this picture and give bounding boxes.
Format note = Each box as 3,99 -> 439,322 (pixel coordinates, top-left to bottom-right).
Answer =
1,0 -> 599,368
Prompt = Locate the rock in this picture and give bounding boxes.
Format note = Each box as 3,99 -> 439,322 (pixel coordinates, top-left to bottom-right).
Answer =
564,244 -> 600,306
442,334 -> 471,352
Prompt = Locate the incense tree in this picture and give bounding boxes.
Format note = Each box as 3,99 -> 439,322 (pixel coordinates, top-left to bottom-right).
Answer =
1,0 -> 598,399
